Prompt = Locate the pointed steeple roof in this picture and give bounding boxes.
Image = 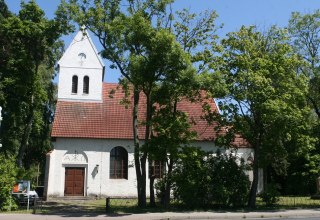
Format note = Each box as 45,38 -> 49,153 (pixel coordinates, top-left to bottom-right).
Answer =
58,27 -> 104,69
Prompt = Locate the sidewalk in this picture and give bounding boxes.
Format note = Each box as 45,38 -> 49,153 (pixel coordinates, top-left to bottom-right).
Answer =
1,209 -> 320,220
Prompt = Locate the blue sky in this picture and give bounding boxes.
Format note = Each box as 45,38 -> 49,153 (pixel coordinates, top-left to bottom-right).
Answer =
5,0 -> 320,82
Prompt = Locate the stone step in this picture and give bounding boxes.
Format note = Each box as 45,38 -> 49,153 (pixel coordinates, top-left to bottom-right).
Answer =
47,196 -> 96,201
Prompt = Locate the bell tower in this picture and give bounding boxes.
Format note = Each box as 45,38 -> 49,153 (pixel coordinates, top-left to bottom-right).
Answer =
57,27 -> 104,102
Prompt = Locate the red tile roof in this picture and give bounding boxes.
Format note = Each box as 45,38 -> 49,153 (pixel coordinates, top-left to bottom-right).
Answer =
51,83 -> 247,147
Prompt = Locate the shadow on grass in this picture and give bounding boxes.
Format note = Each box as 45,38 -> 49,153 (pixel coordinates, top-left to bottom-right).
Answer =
35,201 -> 132,218
23,197 -> 320,217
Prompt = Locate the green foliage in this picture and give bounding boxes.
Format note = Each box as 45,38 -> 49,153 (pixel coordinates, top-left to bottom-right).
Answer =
0,0 -> 67,169
287,10 -> 320,195
0,155 -> 17,211
172,8 -> 221,74
288,10 -> 320,78
169,147 -> 209,208
16,164 -> 40,188
217,25 -> 310,207
260,183 -> 280,207
171,147 -> 250,208
150,107 -> 198,206
62,0 -> 210,207
208,151 -> 250,207
150,108 -> 197,161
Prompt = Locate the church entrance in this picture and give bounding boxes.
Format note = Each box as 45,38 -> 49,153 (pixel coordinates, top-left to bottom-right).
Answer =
64,167 -> 85,196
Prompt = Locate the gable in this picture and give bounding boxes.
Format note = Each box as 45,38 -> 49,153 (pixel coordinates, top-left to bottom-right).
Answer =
58,29 -> 104,70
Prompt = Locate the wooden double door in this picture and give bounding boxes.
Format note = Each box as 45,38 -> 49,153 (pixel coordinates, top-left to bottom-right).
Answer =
64,167 -> 85,196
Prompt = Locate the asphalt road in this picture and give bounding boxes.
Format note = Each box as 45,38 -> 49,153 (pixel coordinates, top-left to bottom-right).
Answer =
1,210 -> 320,220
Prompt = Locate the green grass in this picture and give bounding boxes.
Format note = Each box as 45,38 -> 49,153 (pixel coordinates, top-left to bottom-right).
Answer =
277,196 -> 320,208
2,196 -> 320,215
254,196 -> 320,210
106,196 -> 320,213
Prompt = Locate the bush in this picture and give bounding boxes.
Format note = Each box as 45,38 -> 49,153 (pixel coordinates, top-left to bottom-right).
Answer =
170,147 -> 210,208
208,151 -> 250,207
0,155 -> 18,211
260,182 -> 280,206
170,147 -> 250,208
17,164 -> 39,187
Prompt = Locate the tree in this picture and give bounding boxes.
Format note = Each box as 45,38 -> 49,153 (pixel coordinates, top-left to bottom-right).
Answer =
172,8 -> 221,74
0,0 -> 69,169
217,26 -> 309,208
150,106 -> 197,207
0,0 -> 10,19
287,10 -> 320,193
288,10 -> 320,119
63,0 -> 195,207
147,8 -> 221,206
63,0 -> 222,207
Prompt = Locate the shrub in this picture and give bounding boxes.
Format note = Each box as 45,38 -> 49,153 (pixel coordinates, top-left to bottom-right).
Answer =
208,151 -> 250,207
260,182 -> 280,206
0,155 -> 18,211
170,147 -> 210,208
170,147 -> 250,208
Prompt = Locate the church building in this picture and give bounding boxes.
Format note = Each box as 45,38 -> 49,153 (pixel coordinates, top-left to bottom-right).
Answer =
44,29 -> 253,199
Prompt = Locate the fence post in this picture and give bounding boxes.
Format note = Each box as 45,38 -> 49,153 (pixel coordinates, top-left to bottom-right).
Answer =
32,198 -> 37,214
106,197 -> 110,213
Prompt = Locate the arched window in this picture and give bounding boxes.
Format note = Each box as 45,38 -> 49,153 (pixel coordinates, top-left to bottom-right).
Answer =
110,147 -> 128,179
83,76 -> 89,94
72,75 -> 78,94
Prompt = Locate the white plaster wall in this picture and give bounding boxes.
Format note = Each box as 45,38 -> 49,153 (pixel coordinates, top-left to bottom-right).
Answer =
59,30 -> 103,70
193,141 -> 254,182
47,138 -> 140,198
47,138 -> 254,198
57,29 -> 104,102
57,67 -> 102,102
193,141 -> 254,163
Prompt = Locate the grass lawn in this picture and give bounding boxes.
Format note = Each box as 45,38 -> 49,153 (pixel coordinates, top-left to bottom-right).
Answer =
106,196 -> 320,213
2,196 -> 320,214
277,196 -> 320,208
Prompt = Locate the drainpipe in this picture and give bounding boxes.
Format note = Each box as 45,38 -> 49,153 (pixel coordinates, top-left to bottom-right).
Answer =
100,149 -> 102,198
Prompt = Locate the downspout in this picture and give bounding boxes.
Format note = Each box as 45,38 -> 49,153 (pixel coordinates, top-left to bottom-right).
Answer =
99,146 -> 103,198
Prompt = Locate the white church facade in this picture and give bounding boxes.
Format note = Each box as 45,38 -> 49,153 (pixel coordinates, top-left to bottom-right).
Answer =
44,29 -> 254,199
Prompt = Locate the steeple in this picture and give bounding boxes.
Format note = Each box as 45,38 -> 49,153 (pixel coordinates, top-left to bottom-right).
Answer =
57,27 -> 105,102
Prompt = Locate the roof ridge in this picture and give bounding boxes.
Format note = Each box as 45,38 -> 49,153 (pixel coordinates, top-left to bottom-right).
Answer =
103,82 -> 119,85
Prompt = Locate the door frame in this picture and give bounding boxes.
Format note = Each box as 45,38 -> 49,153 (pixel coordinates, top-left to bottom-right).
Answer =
62,164 -> 87,197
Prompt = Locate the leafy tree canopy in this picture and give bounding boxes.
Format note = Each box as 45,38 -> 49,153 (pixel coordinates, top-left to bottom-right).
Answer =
217,25 -> 310,207
0,0 -> 69,169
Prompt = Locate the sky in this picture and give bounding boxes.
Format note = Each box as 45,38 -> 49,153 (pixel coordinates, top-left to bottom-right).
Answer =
5,0 -> 320,82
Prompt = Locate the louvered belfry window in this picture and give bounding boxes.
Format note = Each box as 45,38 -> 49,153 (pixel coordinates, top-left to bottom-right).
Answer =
83,76 -> 89,94
72,75 -> 78,94
110,147 -> 128,179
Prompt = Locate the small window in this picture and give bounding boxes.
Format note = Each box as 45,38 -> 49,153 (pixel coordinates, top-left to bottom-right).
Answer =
110,147 -> 128,179
72,75 -> 78,94
83,76 -> 89,94
149,160 -> 165,179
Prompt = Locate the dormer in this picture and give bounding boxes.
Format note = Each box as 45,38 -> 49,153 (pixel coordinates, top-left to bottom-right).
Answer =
57,27 -> 105,102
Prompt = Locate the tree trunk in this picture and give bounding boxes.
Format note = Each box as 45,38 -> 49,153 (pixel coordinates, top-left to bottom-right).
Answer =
162,100 -> 178,208
17,95 -> 35,168
144,92 -> 155,206
163,158 -> 173,208
133,87 -> 147,207
248,144 -> 259,208
140,152 -> 147,207
149,169 -> 156,207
